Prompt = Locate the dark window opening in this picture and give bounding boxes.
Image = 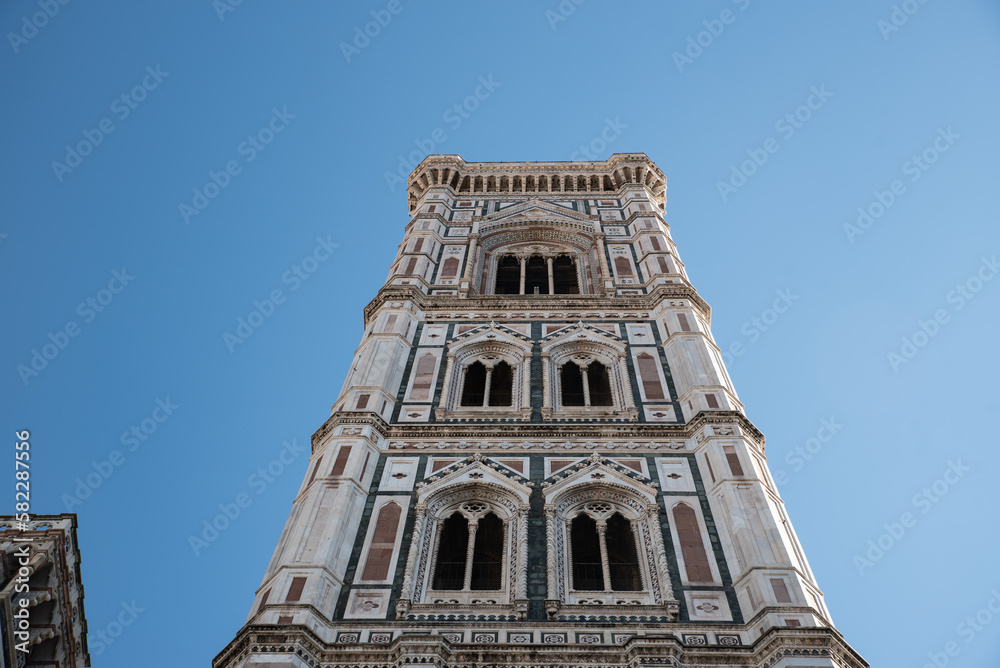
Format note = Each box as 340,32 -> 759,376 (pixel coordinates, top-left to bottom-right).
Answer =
614,256 -> 632,277
433,514 -> 469,590
587,362 -> 613,406
560,363 -> 585,406
606,513 -> 641,591
494,255 -> 520,294
525,256 -> 549,294
461,362 -> 487,406
488,361 -> 513,406
553,255 -> 579,294
470,513 -> 503,590
571,514 -> 603,591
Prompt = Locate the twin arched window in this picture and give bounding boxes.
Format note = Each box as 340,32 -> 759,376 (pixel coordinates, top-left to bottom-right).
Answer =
570,511 -> 641,591
460,361 -> 513,407
559,361 -> 613,407
432,509 -> 504,591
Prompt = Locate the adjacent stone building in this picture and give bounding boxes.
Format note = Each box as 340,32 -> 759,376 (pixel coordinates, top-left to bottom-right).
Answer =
214,154 -> 867,667
0,515 -> 89,667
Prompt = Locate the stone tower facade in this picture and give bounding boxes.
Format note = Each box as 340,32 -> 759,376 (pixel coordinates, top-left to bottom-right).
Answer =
214,154 -> 867,668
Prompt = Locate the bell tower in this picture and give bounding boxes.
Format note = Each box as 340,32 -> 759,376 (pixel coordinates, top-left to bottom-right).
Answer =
213,154 -> 867,668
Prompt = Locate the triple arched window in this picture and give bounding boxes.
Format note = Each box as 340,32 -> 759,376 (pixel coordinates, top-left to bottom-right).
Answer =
493,253 -> 580,295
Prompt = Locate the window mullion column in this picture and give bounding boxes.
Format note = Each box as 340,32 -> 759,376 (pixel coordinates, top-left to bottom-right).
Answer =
482,367 -> 494,407
597,518 -> 612,593
519,256 -> 526,295
463,521 -> 478,591
581,365 -> 591,407
546,256 -> 555,294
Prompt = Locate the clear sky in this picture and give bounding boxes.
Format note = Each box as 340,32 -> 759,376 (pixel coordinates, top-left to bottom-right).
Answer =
2,1 -> 999,666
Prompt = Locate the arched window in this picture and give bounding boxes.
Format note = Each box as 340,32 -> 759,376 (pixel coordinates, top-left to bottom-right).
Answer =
461,360 -> 513,407
673,503 -> 713,583
570,514 -> 603,590
488,361 -> 513,406
432,509 -> 505,591
587,362 -> 613,406
560,361 -> 613,407
471,513 -> 503,590
525,256 -> 549,294
361,503 -> 401,581
460,362 -> 487,406
560,363 -> 585,406
553,255 -> 579,294
441,257 -> 460,278
614,256 -> 632,277
433,514 -> 469,590
606,513 -> 641,591
570,511 -> 641,592
636,353 -> 665,400
410,353 -> 436,401
494,255 -> 520,294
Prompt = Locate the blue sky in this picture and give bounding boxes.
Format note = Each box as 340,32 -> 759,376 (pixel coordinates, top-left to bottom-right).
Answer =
2,1 -> 999,666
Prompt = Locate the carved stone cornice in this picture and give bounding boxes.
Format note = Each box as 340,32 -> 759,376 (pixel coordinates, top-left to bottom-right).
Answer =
212,624 -> 869,668
363,283 -> 711,327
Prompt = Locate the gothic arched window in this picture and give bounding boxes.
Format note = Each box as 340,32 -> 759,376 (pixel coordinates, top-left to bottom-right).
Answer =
614,256 -> 632,277
471,512 -> 503,590
494,255 -> 520,294
432,514 -> 469,590
361,503 -> 401,581
525,256 -> 549,294
560,363 -> 585,406
636,353 -> 665,400
460,362 -> 487,406
606,513 -> 641,591
432,507 -> 505,591
560,361 -> 613,407
673,503 -> 713,583
570,514 -> 603,590
460,360 -> 513,407
440,257 -> 460,279
488,361 -> 513,406
569,509 -> 641,592
587,362 -> 613,406
553,255 -> 579,294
